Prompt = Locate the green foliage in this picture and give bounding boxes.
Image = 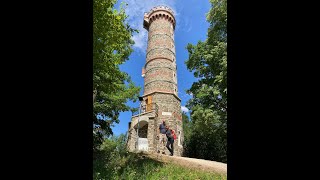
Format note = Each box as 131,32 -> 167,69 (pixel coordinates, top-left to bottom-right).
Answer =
184,0 -> 227,163
93,134 -> 133,179
94,134 -> 226,179
182,112 -> 191,140
93,0 -> 140,150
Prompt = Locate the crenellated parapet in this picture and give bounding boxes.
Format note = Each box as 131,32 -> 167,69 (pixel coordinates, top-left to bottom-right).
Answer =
143,5 -> 176,31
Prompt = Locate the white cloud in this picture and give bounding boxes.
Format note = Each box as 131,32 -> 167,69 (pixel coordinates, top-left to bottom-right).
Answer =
121,0 -> 178,52
186,26 -> 192,32
131,29 -> 147,50
181,106 -> 189,113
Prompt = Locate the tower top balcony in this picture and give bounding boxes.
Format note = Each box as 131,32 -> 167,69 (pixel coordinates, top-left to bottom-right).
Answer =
143,5 -> 176,30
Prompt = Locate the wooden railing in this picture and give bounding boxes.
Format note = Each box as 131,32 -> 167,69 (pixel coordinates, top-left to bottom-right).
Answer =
132,103 -> 159,117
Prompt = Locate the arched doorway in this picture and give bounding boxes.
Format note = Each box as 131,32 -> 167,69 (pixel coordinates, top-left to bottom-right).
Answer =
133,116 -> 149,151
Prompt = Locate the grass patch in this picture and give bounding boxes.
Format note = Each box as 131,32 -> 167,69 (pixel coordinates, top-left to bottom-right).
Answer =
94,152 -> 226,180
143,162 -> 226,180
93,137 -> 226,179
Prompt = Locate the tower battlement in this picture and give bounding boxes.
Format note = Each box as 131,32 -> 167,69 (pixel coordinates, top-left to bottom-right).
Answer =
143,5 -> 176,30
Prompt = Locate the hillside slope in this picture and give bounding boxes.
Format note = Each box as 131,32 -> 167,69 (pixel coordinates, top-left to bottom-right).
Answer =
143,152 -> 227,175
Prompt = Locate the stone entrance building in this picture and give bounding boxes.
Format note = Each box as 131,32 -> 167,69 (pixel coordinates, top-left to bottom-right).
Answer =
126,6 -> 184,156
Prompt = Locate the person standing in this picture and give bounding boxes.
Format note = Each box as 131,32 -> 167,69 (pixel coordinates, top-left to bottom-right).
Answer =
157,120 -> 167,154
165,125 -> 174,156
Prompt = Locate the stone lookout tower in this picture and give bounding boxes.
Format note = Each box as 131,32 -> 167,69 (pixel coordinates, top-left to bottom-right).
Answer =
126,5 -> 183,156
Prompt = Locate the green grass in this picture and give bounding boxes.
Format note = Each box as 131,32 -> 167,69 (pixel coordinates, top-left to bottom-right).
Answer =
143,162 -> 227,180
94,152 -> 227,180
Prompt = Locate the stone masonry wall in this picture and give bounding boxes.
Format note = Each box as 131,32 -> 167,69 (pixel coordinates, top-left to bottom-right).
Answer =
145,59 -> 176,71
144,14 -> 177,96
152,93 -> 183,156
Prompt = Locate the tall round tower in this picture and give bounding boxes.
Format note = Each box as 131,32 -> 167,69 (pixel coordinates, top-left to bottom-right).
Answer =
143,6 -> 183,156
127,6 -> 183,156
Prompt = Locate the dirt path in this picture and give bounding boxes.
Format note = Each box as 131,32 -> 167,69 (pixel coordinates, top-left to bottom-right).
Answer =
143,152 -> 227,175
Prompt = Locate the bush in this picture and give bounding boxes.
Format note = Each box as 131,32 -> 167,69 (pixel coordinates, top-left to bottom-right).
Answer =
93,134 -> 129,179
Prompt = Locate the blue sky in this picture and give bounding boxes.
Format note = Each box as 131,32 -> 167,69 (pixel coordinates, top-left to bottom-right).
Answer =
112,0 -> 211,136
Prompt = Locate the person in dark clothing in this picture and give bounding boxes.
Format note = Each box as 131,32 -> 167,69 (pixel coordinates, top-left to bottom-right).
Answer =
157,120 -> 167,154
165,125 -> 174,156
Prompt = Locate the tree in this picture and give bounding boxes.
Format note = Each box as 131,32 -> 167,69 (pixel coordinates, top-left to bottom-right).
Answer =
184,0 -> 227,162
182,112 -> 191,156
182,112 -> 191,139
93,134 -> 129,179
93,0 -> 140,150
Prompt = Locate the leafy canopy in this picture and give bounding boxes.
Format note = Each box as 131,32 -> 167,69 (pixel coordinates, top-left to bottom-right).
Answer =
93,0 -> 140,149
184,0 -> 227,162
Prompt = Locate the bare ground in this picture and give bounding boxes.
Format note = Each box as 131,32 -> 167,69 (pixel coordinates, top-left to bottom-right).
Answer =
141,152 -> 227,175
